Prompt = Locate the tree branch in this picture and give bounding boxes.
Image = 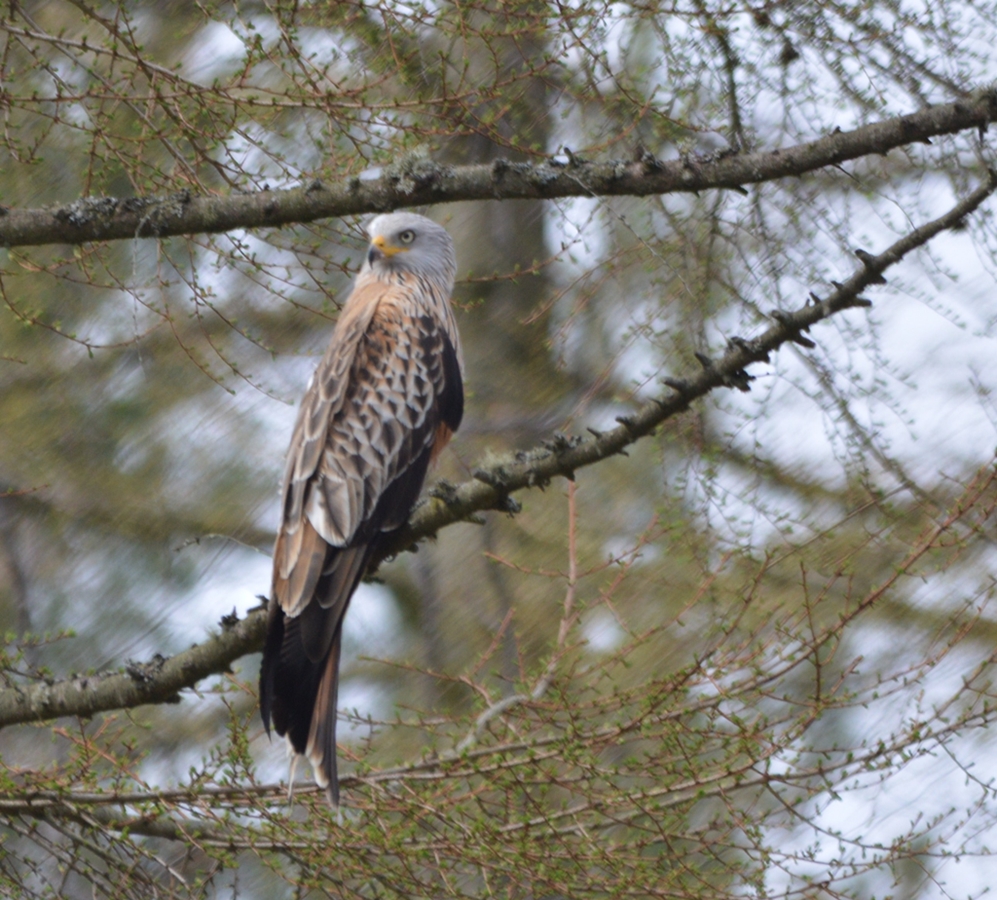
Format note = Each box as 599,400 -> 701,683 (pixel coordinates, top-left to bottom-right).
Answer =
0,171 -> 992,728
1,93 -> 995,248
0,606 -> 267,728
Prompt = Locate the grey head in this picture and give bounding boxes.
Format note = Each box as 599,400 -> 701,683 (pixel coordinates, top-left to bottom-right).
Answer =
363,212 -> 457,287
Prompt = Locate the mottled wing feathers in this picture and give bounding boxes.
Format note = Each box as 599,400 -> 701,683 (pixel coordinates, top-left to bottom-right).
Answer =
297,297 -> 459,586
274,278 -> 461,618
272,280 -> 386,618
281,281 -> 387,522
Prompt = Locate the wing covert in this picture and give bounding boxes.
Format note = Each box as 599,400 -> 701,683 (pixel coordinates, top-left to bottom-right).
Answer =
273,278 -> 390,617
310,301 -> 461,548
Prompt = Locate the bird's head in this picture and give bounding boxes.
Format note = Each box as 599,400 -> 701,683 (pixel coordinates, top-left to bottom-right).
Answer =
363,212 -> 457,287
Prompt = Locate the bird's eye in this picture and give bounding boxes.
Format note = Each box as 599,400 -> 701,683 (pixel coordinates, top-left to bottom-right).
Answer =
398,229 -> 416,244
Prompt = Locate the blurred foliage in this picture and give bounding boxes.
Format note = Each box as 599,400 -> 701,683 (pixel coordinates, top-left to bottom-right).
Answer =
1,0 -> 997,897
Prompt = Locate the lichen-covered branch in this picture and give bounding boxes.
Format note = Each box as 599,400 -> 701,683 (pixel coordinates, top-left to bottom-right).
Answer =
0,171 -> 992,729
0,93 -> 994,248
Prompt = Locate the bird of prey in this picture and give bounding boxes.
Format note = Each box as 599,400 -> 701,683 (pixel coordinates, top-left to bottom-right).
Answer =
260,212 -> 464,805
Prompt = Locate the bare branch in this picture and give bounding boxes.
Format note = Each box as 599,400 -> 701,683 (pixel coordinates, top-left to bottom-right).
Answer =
0,171 -> 992,728
0,93 -> 995,248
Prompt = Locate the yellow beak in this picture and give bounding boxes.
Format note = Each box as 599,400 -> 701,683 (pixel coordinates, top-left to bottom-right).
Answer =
370,235 -> 405,258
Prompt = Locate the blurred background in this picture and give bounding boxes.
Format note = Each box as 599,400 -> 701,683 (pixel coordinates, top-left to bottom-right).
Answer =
2,1 -> 997,897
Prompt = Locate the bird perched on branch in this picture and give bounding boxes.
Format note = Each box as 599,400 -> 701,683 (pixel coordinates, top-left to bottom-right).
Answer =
260,212 -> 464,806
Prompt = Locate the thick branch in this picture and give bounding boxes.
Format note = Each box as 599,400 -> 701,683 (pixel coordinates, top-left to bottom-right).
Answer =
0,172 -> 992,728
1,93 -> 995,248
0,608 -> 266,727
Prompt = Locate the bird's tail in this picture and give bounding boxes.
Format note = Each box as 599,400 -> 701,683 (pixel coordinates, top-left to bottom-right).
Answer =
261,542 -> 376,806
305,625 -> 343,807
